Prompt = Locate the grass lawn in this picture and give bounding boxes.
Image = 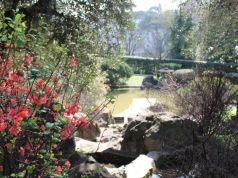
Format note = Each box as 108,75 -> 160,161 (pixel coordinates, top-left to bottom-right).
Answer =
126,75 -> 146,87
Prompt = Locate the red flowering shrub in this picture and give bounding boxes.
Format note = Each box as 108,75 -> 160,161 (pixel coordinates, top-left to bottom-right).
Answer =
0,12 -> 100,177
0,53 -> 90,177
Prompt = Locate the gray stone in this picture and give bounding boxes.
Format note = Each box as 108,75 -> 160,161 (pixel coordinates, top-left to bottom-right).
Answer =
121,114 -> 198,155
69,163 -> 115,178
76,123 -> 101,141
95,108 -> 115,126
125,154 -> 155,178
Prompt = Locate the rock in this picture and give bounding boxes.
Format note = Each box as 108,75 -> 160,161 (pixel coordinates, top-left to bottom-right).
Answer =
125,154 -> 156,178
69,152 -> 96,167
154,148 -> 194,170
141,75 -> 158,89
149,103 -> 165,113
67,150 -> 116,178
106,166 -> 126,178
75,137 -> 121,153
89,148 -> 136,167
76,123 -> 101,141
121,113 -> 198,155
113,116 -> 125,124
69,163 -> 115,178
95,108 -> 115,126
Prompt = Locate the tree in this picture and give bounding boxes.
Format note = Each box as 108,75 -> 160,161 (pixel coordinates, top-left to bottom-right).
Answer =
125,7 -> 175,58
0,0 -> 133,44
0,0 -> 134,105
174,0 -> 238,62
169,9 -> 194,59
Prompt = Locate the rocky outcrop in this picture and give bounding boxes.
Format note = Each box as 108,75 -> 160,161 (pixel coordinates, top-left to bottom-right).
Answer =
121,113 -> 198,155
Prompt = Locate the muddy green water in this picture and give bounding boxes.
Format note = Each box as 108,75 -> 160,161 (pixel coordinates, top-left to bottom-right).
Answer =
107,88 -> 148,115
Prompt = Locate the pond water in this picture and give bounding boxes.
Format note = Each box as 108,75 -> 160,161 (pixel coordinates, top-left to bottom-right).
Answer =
107,88 -> 149,115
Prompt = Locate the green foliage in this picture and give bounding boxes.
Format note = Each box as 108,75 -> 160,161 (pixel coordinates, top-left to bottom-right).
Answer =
192,0 -> 238,63
125,58 -> 157,74
1,0 -> 133,45
174,69 -> 195,82
169,9 -> 194,59
172,0 -> 238,62
101,60 -> 133,86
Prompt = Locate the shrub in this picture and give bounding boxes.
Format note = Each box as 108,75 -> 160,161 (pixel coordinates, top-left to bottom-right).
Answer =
0,12 -> 100,177
173,69 -> 195,83
177,72 -> 237,136
101,62 -> 133,86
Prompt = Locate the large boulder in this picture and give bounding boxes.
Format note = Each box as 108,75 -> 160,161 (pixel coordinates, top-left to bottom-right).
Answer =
76,123 -> 101,141
125,154 -> 156,178
95,108 -> 115,127
69,163 -> 115,178
121,113 -> 198,155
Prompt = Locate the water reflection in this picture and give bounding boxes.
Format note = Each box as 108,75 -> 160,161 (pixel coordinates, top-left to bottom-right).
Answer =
107,88 -> 148,115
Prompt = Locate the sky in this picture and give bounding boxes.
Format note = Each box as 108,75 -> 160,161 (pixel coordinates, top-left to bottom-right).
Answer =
132,0 -> 180,12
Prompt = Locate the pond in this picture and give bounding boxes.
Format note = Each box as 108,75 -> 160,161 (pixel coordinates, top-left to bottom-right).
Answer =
107,88 -> 150,115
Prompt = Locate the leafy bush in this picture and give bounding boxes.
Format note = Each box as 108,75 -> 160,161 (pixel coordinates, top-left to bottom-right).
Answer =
0,11 -> 100,177
173,69 -> 195,83
101,62 -> 133,86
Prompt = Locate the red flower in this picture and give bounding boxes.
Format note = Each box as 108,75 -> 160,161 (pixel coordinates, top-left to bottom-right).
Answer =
8,70 -> 24,82
34,79 -> 45,90
23,54 -> 33,66
74,92 -> 81,98
75,116 -> 86,125
15,110 -> 29,119
32,94 -> 48,106
54,160 -> 59,165
54,82 -> 60,89
0,165 -> 3,172
9,126 -> 20,136
60,127 -> 72,140
95,107 -> 100,113
19,147 -> 25,157
5,143 -> 12,150
51,76 -> 59,82
13,110 -> 29,127
11,98 -> 17,106
54,166 -> 62,175
25,142 -> 32,151
69,56 -> 77,67
44,85 -> 51,96
81,122 -> 89,129
65,160 -> 71,169
24,159 -> 29,164
65,102 -> 80,115
0,122 -> 7,131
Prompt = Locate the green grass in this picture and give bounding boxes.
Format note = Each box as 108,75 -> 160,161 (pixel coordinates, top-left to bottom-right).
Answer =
126,75 -> 145,87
